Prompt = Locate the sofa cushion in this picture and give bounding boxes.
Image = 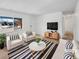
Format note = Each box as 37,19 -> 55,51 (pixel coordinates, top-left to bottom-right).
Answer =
11,39 -> 22,45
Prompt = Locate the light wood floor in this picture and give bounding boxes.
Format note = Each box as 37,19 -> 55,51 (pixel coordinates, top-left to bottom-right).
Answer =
0,47 -> 8,59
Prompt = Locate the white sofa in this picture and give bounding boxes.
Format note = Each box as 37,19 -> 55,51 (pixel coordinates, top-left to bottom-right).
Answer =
52,39 -> 67,59
52,39 -> 74,59
72,40 -> 79,59
6,34 -> 24,50
6,32 -> 36,50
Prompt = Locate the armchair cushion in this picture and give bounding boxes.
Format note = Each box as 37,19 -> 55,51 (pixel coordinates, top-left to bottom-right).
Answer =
26,31 -> 32,36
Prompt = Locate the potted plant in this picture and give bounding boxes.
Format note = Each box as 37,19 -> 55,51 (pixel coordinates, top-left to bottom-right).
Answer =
35,37 -> 41,44
0,34 -> 6,49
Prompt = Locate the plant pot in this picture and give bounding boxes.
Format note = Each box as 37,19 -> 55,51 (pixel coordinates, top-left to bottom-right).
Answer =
0,43 -> 4,49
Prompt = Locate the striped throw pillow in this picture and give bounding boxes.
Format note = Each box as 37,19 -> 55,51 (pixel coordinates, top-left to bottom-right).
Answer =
65,41 -> 73,49
9,34 -> 19,40
64,52 -> 73,59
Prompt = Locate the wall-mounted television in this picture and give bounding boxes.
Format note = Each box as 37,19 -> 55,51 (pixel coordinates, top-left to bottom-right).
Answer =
47,22 -> 58,30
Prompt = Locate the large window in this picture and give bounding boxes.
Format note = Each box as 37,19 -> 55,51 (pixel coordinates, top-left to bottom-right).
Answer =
0,16 -> 22,29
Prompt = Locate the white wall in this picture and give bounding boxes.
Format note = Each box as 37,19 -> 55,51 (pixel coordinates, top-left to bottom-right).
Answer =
74,0 -> 79,42
0,9 -> 74,38
28,16 -> 38,32
72,1 -> 79,56
34,12 -> 63,37
63,14 -> 75,33
0,9 -> 37,33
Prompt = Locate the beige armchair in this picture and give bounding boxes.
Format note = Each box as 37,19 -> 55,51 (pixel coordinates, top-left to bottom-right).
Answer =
21,32 -> 36,42
62,32 -> 73,40
27,32 -> 36,40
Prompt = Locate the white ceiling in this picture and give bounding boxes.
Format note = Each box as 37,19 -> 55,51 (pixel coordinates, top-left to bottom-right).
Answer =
0,0 -> 78,15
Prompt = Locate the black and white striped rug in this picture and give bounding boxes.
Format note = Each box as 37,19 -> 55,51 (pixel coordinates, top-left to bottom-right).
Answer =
8,39 -> 58,59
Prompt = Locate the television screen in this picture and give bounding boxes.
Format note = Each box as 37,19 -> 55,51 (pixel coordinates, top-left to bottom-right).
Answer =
47,22 -> 58,30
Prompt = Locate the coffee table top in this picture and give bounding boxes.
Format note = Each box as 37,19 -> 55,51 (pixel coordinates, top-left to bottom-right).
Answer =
29,41 -> 46,51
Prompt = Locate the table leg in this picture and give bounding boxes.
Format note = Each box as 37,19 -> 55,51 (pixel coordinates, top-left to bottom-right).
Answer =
32,51 -> 34,59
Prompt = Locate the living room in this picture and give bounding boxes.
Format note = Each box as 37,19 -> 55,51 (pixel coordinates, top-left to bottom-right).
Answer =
0,0 -> 79,59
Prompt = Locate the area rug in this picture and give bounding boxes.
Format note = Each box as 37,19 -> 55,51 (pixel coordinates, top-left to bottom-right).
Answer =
8,39 -> 58,59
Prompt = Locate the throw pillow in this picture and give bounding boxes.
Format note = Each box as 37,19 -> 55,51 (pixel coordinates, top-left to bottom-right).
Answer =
64,52 -> 73,59
26,31 -> 32,36
65,41 -> 73,49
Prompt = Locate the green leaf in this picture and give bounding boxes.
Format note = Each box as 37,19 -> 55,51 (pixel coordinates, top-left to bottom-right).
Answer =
35,38 -> 41,43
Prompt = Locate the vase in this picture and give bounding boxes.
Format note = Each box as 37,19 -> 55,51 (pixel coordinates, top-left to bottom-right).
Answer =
0,43 -> 4,49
